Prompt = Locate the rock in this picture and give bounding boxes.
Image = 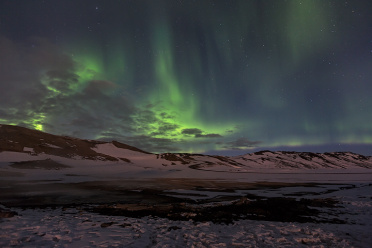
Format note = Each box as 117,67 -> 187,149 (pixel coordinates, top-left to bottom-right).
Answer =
0,207 -> 17,218
100,222 -> 117,228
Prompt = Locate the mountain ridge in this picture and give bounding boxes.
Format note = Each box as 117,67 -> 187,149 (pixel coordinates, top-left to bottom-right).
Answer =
1,124 -> 372,171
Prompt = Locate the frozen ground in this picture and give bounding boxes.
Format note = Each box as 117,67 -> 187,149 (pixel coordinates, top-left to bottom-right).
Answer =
0,146 -> 372,247
0,183 -> 371,247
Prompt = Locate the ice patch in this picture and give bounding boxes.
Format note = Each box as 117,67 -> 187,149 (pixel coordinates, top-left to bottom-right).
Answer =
23,147 -> 34,153
44,144 -> 62,149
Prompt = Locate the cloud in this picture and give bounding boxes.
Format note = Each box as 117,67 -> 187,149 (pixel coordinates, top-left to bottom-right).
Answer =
131,105 -> 182,139
83,80 -> 118,96
181,128 -> 222,138
126,135 -> 181,153
0,36 -> 137,141
181,128 -> 203,135
195,133 -> 222,138
44,81 -> 137,139
150,122 -> 180,136
221,137 -> 261,150
98,133 -> 182,153
0,36 -> 229,154
0,36 -> 71,124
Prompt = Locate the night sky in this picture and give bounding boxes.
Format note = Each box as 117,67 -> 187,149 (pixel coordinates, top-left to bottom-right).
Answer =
1,0 -> 371,155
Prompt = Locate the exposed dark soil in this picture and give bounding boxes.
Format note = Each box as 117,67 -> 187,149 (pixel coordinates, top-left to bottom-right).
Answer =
9,159 -> 71,170
88,196 -> 343,224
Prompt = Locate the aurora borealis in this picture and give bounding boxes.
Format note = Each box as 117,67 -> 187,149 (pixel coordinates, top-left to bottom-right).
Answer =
0,1 -> 371,155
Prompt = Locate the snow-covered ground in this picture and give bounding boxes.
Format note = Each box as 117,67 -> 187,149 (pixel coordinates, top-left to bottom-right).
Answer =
1,144 -> 372,247
1,150 -> 372,184
1,183 -> 371,247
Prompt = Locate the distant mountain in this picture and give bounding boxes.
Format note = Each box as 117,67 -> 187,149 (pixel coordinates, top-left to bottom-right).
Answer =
1,124 -> 372,171
234,150 -> 372,170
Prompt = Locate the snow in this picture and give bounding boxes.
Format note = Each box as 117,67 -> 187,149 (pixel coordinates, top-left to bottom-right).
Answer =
44,143 -> 62,149
23,147 -> 34,153
162,189 -> 243,200
1,150 -> 372,184
0,151 -> 39,162
234,151 -> 372,170
1,184 -> 371,247
92,143 -> 137,157
1,148 -> 372,247
0,151 -> 112,166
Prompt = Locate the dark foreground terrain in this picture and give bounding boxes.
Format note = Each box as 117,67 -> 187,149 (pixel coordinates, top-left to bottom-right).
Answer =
1,180 -> 371,247
0,179 -> 364,224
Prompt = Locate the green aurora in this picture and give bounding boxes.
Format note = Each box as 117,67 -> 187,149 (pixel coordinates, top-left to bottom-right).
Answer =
0,0 -> 371,154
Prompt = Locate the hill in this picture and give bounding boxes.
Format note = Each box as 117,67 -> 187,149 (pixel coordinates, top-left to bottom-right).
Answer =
1,124 -> 372,172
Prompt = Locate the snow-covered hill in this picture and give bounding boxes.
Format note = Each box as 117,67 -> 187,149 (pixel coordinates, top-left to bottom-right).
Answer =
234,150 -> 372,170
1,124 -> 372,173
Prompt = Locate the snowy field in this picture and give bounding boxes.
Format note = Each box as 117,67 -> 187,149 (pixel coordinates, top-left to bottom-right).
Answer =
1,182 -> 371,247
